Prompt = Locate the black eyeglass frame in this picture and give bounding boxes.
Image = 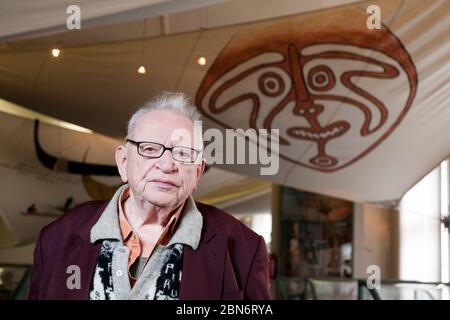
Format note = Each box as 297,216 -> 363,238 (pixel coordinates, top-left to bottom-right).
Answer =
126,139 -> 201,163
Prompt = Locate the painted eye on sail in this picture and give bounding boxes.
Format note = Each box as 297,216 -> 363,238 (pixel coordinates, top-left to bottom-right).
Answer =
258,71 -> 285,97
308,65 -> 335,92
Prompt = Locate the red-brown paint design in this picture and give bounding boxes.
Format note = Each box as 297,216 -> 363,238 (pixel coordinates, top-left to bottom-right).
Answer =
196,8 -> 417,172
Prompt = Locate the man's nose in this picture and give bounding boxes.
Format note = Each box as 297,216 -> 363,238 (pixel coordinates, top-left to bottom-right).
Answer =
155,149 -> 176,172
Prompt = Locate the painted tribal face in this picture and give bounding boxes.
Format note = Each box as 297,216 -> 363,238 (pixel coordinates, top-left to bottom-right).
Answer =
196,7 -> 417,172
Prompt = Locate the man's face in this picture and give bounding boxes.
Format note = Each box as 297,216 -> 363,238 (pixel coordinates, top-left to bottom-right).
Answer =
115,109 -> 205,209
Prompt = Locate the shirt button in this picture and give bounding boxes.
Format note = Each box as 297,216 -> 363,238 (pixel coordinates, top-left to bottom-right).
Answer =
119,248 -> 126,253
116,270 -> 123,277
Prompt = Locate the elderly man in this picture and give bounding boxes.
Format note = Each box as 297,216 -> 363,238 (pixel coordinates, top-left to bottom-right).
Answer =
29,92 -> 270,300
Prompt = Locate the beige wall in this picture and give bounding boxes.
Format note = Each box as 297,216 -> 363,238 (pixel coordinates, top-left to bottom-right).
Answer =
353,203 -> 399,280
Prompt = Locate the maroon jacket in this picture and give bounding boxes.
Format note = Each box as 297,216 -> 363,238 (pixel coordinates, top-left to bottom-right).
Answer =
29,200 -> 270,300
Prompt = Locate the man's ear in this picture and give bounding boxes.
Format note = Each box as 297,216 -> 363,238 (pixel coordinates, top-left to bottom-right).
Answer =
194,159 -> 206,190
115,145 -> 128,183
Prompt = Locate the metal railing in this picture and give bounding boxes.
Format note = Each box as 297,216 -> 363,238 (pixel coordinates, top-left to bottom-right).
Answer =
277,276 -> 450,300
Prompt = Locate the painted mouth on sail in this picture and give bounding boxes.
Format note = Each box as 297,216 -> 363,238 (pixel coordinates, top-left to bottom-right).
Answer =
287,121 -> 350,141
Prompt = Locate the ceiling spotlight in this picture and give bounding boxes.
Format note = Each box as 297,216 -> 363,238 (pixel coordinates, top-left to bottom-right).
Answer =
197,56 -> 206,66
51,48 -> 60,58
137,66 -> 146,74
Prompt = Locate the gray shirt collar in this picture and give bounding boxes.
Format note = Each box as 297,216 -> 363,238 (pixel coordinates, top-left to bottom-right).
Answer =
90,184 -> 203,250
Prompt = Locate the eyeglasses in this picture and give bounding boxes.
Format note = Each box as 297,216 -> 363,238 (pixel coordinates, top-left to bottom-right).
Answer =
126,139 -> 201,163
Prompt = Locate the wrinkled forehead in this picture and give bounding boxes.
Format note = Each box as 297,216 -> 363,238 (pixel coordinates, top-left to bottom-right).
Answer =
131,110 -> 200,147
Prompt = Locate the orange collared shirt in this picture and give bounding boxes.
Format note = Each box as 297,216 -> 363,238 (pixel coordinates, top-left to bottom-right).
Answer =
118,187 -> 185,283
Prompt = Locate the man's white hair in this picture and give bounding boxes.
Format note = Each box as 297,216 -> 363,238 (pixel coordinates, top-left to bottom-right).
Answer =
126,92 -> 203,143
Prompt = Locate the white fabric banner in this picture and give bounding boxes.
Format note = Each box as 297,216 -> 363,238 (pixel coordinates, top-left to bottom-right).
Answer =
194,0 -> 450,203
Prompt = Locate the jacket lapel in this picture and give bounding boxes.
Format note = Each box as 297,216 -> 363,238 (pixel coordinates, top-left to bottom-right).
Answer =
59,238 -> 101,299
180,231 -> 228,300
56,202 -> 106,299
180,203 -> 229,300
